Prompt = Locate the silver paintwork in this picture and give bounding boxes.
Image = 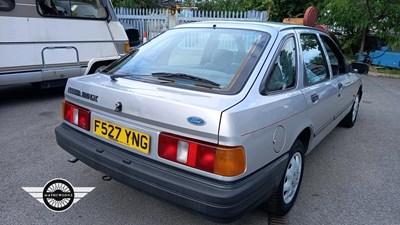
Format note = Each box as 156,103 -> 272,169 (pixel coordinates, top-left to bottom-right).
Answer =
64,21 -> 362,182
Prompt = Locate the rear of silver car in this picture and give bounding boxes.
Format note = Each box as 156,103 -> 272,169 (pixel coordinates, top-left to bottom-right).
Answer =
55,76 -> 287,222
55,24 -> 288,222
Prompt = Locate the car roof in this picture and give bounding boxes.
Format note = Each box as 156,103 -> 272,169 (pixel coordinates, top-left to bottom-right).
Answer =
174,21 -> 315,32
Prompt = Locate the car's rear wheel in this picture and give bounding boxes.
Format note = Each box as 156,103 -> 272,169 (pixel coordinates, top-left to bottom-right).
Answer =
340,92 -> 360,128
263,139 -> 305,216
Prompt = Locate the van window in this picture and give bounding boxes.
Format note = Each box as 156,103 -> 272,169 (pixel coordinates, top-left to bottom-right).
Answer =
0,0 -> 15,11
37,0 -> 107,19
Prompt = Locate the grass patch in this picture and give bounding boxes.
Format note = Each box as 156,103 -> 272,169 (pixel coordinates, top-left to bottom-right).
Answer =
369,66 -> 400,75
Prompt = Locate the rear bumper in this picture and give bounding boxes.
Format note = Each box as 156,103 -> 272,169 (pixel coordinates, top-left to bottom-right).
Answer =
55,123 -> 288,223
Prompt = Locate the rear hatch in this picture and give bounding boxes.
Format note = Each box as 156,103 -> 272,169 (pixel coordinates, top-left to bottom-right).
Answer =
64,74 -> 243,161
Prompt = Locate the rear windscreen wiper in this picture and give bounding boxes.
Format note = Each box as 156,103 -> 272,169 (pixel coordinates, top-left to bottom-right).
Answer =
109,74 -> 131,81
151,72 -> 221,87
109,73 -> 147,81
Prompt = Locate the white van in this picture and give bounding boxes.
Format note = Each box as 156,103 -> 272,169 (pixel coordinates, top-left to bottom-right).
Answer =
0,0 -> 129,87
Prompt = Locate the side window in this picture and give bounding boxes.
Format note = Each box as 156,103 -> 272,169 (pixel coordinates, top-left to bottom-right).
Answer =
300,34 -> 329,85
320,35 -> 347,76
265,37 -> 296,92
37,0 -> 107,19
0,0 -> 15,11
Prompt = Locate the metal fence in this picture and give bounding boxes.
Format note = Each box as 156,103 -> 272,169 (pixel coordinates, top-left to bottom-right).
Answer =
115,8 -> 268,42
177,10 -> 267,24
115,8 -> 169,40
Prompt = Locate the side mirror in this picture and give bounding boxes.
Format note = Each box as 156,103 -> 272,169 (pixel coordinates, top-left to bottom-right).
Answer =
349,62 -> 369,74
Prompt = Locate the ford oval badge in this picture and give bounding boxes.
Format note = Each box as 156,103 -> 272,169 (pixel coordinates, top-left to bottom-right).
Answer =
187,117 -> 206,126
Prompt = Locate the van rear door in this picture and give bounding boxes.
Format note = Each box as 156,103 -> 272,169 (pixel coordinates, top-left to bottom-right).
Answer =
41,46 -> 82,81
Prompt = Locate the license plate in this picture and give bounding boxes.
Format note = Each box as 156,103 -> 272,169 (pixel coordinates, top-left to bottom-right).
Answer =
92,118 -> 150,154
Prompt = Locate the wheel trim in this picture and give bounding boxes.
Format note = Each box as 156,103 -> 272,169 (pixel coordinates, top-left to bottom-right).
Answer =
283,152 -> 302,204
94,65 -> 108,73
352,95 -> 360,123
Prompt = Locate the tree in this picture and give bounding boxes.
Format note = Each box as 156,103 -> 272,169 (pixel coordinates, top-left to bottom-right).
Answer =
320,0 -> 400,54
195,0 -> 319,20
196,0 -> 262,12
266,0 -> 320,21
111,0 -> 171,8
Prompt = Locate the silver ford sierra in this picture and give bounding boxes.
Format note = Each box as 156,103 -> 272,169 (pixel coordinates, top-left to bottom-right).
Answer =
55,21 -> 367,222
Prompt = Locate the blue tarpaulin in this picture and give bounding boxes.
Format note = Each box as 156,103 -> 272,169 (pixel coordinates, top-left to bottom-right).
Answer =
369,47 -> 400,69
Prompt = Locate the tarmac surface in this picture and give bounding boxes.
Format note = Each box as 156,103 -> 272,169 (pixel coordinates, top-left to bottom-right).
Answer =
0,74 -> 399,225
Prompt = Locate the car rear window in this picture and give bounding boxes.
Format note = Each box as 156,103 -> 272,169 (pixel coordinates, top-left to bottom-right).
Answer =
103,28 -> 270,94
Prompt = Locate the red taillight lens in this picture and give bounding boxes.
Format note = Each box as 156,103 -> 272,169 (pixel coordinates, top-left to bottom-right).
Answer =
158,133 -> 178,161
158,132 -> 245,176
194,145 -> 216,173
63,100 -> 91,131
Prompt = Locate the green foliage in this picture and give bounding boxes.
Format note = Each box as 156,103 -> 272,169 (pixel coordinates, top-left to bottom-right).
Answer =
266,0 -> 320,21
320,0 -> 400,54
111,0 -> 159,8
195,0 -> 321,21
196,0 -> 269,12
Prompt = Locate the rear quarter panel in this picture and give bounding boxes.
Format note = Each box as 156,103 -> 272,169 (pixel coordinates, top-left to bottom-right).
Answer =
219,91 -> 309,180
219,29 -> 311,180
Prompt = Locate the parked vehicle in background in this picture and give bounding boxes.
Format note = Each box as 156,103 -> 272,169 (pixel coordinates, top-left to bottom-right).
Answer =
55,21 -> 368,222
0,0 -> 129,87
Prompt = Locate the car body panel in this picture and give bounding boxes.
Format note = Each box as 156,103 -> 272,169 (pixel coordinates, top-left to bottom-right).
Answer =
62,21 -> 362,179
65,73 -> 242,142
56,20 -> 363,221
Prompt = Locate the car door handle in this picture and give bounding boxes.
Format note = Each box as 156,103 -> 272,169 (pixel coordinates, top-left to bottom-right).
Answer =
311,94 -> 319,103
338,83 -> 343,90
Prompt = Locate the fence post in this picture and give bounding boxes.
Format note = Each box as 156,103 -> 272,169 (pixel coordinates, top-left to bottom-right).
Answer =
169,10 -> 176,29
261,11 -> 268,21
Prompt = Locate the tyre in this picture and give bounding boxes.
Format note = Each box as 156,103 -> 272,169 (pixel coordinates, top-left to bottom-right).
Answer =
339,92 -> 360,128
88,62 -> 112,75
94,65 -> 108,73
263,139 -> 305,216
